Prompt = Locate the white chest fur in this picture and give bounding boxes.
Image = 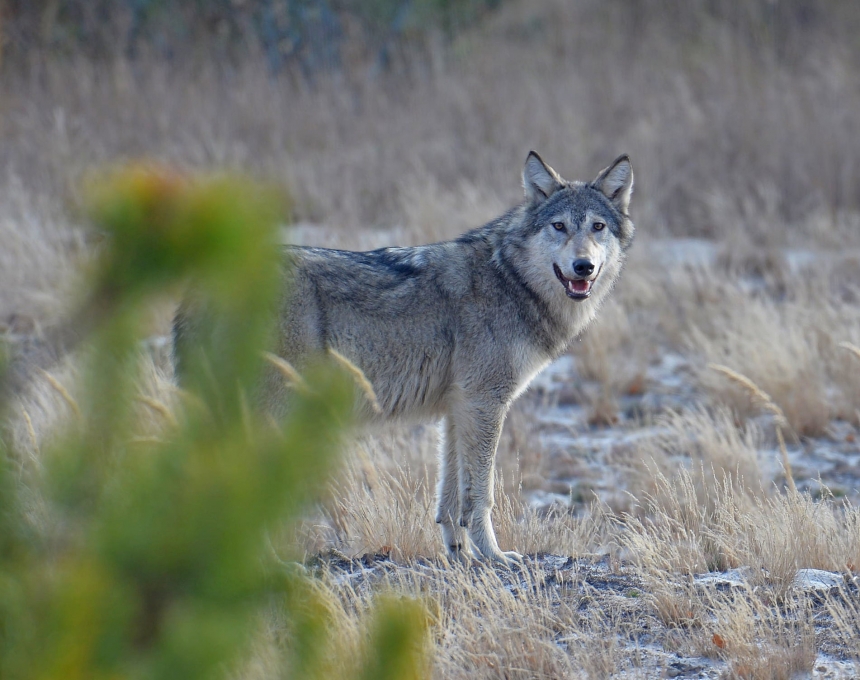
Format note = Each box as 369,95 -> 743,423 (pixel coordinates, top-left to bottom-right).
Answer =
509,349 -> 553,402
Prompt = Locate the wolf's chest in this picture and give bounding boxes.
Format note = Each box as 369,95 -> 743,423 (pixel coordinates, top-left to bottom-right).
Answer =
509,349 -> 553,402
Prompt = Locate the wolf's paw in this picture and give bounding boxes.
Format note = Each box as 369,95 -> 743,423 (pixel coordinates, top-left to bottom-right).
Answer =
503,550 -> 524,563
480,549 -> 523,568
499,550 -> 524,568
444,542 -> 474,565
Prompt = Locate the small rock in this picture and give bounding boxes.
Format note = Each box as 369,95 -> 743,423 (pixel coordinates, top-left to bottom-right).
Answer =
666,659 -> 704,677
694,566 -> 752,589
793,569 -> 843,591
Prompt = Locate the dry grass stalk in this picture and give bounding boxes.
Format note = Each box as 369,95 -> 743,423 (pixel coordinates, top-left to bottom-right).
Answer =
37,368 -> 81,418
689,295 -> 835,437
838,341 -> 860,363
262,351 -> 308,391
20,407 -> 40,460
327,348 -> 382,414
708,363 -> 796,494
264,349 -> 381,416
703,585 -> 816,679
826,595 -> 860,660
707,364 -> 786,426
135,395 -> 178,428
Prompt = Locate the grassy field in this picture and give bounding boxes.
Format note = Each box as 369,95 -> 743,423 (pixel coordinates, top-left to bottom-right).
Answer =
3,0 -> 860,676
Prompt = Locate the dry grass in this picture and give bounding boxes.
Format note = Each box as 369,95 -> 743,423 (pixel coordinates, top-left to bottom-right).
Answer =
629,406 -> 765,515
707,364 -> 796,493
4,0 -> 860,675
690,296 -> 831,436
689,286 -> 860,434
7,301 -> 860,676
623,464 -> 860,595
6,2 -> 860,269
702,589 -> 817,680
313,431 -> 440,560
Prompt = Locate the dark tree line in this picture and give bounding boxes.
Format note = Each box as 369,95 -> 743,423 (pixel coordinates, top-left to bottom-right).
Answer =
0,0 -> 502,74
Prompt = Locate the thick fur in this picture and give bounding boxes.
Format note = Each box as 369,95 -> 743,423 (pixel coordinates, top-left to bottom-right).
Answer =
175,153 -> 634,565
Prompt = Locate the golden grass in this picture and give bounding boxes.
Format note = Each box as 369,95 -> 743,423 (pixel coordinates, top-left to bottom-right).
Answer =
19,407 -> 40,461
629,406 -> 764,520
263,349 -> 382,415
134,394 -> 178,428
262,351 -> 309,391
707,364 -> 788,428
3,0 -> 860,674
6,304 -> 860,675
327,348 -> 383,415
37,367 -> 80,418
703,588 -> 816,680
707,364 -> 796,494
839,341 -> 860,363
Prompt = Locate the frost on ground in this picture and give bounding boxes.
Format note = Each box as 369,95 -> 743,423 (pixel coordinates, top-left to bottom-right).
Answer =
269,236 -> 860,679
5,3 -> 860,671
6,233 -> 860,679
304,551 -> 860,679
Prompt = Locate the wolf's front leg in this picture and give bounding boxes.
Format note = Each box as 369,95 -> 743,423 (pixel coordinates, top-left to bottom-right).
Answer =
454,400 -> 522,566
435,416 -> 471,563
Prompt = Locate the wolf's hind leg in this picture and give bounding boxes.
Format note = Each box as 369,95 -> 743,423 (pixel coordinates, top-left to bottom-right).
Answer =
455,401 -> 522,567
436,416 -> 471,562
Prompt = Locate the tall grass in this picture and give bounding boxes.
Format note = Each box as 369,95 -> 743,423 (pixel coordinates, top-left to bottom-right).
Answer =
2,0 -> 860,675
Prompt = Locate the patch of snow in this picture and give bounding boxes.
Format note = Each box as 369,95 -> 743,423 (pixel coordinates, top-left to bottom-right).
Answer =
694,567 -> 753,589
793,569 -> 845,591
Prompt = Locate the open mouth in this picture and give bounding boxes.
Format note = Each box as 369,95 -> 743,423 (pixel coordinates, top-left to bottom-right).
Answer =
553,263 -> 598,300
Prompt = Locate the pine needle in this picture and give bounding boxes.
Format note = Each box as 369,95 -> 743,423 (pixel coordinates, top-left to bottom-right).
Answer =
327,347 -> 382,414
38,368 -> 81,418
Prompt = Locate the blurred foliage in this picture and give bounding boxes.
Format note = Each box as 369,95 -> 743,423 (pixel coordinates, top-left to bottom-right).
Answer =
0,0 -> 503,74
0,166 -> 429,679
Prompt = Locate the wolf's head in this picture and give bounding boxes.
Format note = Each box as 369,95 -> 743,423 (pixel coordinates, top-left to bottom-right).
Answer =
509,152 -> 634,316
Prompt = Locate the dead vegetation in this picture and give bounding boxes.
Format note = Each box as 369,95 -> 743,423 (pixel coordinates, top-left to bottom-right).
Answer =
3,0 -> 860,676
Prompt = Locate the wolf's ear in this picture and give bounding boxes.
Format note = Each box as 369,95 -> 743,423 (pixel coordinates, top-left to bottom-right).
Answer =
593,155 -> 634,215
523,151 -> 564,204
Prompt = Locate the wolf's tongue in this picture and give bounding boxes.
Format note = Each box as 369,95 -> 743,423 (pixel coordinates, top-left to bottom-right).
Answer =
569,279 -> 589,293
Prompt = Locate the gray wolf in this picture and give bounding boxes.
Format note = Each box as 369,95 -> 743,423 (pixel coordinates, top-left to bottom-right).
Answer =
175,152 -> 634,566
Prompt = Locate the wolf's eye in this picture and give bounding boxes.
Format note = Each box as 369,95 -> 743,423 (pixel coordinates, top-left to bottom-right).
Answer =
593,221 -> 606,231
551,222 -> 566,231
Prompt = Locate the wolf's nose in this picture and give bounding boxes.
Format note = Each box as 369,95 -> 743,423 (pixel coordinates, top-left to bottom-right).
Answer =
572,259 -> 595,277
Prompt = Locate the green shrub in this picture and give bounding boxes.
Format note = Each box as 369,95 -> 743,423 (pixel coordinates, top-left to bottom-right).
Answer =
0,165 -> 428,679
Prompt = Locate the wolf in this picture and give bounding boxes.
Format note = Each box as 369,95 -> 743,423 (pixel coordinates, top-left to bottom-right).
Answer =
175,152 -> 634,566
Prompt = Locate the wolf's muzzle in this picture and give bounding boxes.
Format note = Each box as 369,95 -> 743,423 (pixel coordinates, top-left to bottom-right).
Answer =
553,263 -> 598,300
